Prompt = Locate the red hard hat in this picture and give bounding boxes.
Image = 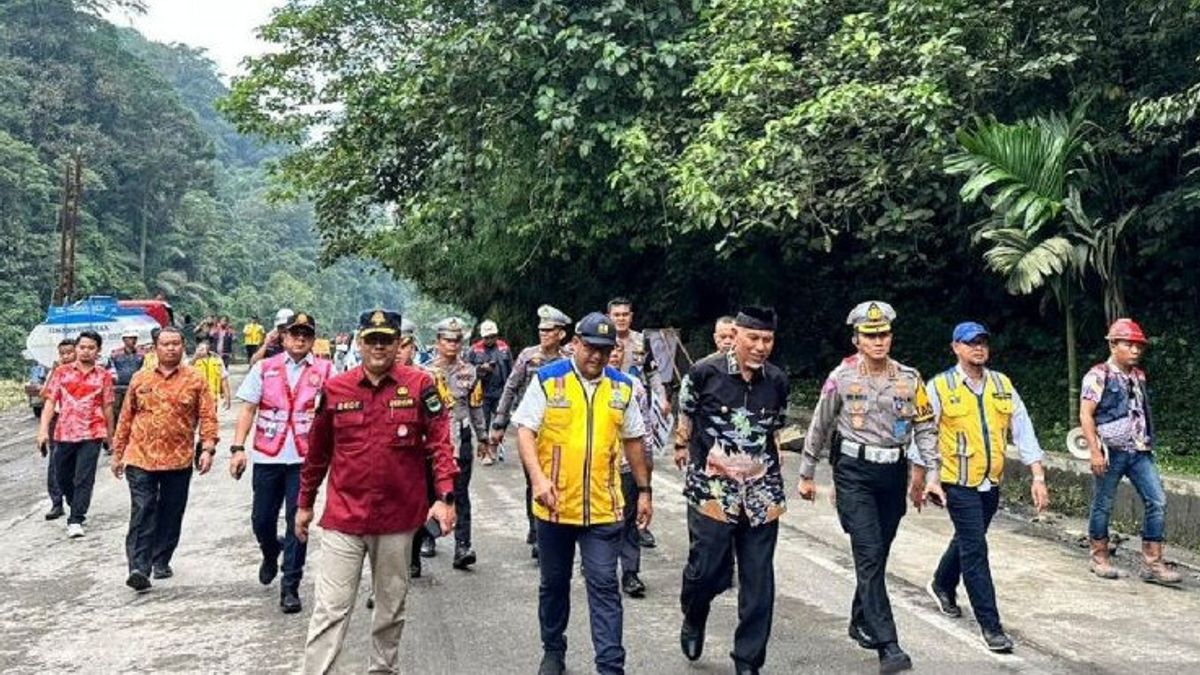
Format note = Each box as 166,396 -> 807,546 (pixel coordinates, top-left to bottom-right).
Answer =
1106,318 -> 1148,344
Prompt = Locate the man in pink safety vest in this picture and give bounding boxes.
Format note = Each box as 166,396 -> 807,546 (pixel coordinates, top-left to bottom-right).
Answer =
228,312 -> 332,614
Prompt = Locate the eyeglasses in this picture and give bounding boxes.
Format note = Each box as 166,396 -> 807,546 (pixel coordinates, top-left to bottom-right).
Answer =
965,339 -> 990,348
363,334 -> 397,347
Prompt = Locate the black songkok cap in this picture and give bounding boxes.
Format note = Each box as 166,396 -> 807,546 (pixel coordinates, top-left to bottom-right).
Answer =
735,306 -> 778,331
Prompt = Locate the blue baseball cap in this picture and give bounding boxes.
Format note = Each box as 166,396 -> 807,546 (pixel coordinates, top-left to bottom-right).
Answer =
952,322 -> 989,343
575,312 -> 618,347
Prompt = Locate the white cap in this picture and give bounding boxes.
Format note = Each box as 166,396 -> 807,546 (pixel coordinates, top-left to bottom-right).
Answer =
479,320 -> 499,337
274,308 -> 294,328
121,329 -> 139,339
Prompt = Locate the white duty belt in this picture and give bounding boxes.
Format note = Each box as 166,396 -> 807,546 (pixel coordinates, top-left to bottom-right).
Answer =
840,440 -> 903,464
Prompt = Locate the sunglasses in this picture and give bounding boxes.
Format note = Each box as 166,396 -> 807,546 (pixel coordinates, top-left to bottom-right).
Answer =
363,334 -> 397,347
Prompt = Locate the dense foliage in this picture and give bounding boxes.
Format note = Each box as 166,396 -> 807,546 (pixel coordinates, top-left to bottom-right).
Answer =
223,0 -> 1200,461
0,0 -> 430,378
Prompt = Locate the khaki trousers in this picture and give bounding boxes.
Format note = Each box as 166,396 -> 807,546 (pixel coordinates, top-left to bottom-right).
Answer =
303,529 -> 415,674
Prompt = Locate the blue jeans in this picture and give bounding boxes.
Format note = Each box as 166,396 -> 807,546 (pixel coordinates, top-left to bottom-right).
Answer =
251,463 -> 306,589
537,519 -> 625,675
1089,449 -> 1167,542
934,485 -> 1001,631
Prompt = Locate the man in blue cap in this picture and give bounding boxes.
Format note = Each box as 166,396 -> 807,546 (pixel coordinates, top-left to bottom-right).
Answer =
920,321 -> 1050,653
513,311 -> 651,675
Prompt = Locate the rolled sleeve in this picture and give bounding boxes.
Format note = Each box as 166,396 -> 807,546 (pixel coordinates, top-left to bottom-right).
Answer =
235,362 -> 265,404
512,382 -> 547,433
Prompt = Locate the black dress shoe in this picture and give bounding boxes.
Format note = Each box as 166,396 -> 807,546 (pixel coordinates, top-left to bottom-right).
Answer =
452,546 -> 477,570
734,664 -> 760,675
537,651 -> 565,675
926,580 -> 962,618
639,529 -> 657,548
410,562 -> 422,579
622,572 -> 646,598
848,622 -> 876,650
259,553 -> 279,585
878,643 -> 912,674
280,587 -> 302,614
680,618 -> 705,661
125,570 -> 151,592
420,537 -> 437,558
45,505 -> 65,521
981,627 -> 1014,653
151,564 -> 173,579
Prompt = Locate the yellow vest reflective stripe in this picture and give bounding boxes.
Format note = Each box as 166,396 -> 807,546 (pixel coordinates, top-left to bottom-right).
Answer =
934,370 -> 1014,487
534,364 -> 632,526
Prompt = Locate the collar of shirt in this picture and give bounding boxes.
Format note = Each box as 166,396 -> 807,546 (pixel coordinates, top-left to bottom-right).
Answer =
357,368 -> 397,390
724,350 -> 767,382
286,352 -> 316,368
569,361 -> 603,394
955,364 -> 990,394
154,365 -> 182,379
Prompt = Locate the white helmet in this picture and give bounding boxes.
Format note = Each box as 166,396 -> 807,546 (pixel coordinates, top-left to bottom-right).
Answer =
274,308 -> 294,328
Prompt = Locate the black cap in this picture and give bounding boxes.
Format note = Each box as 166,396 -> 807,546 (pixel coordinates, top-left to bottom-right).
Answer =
575,311 -> 618,347
358,309 -> 403,337
285,311 -> 317,333
735,306 -> 778,332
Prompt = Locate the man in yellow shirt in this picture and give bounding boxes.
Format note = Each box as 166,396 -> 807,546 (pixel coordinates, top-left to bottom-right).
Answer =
243,316 -> 266,363
192,341 -> 232,410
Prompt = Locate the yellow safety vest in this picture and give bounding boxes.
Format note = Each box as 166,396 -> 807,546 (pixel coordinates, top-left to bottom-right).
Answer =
193,357 -> 223,402
534,361 -> 633,526
934,369 -> 1014,487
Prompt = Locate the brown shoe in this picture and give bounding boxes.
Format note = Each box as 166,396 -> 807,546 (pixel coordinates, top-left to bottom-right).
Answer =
1089,538 -> 1120,579
1139,541 -> 1182,585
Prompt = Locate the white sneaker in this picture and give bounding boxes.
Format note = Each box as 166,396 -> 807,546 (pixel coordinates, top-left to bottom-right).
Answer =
66,523 -> 85,538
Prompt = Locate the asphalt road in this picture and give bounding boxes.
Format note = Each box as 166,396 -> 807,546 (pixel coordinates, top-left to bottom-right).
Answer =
0,375 -> 1197,674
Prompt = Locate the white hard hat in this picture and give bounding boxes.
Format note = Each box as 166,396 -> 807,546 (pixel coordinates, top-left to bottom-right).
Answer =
479,320 -> 499,337
274,308 -> 294,327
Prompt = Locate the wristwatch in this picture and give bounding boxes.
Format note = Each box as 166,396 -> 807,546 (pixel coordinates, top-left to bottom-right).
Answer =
439,492 -> 456,505
636,485 -> 652,495
230,445 -> 245,455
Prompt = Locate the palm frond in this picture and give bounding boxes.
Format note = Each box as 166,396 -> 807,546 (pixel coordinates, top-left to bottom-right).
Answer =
979,229 -> 1074,295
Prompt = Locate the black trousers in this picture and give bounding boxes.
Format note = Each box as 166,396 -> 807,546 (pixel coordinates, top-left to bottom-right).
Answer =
251,463 -> 306,590
125,466 -> 193,574
833,455 -> 908,646
618,472 -> 641,575
453,422 -> 474,548
411,458 -> 436,567
680,508 -> 779,670
54,440 -> 102,524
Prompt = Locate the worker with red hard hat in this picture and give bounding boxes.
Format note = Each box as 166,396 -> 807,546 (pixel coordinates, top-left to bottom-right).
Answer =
1081,318 -> 1181,585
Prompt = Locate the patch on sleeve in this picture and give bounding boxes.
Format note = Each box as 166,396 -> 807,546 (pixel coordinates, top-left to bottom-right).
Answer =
423,389 -> 444,415
912,381 -> 934,422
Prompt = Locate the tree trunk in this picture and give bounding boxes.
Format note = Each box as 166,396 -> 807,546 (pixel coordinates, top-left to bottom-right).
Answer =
1064,283 -> 1079,426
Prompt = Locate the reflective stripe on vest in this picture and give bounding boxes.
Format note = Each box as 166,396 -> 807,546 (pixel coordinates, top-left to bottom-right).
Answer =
533,365 -> 632,526
253,354 -> 331,458
934,370 -> 1014,487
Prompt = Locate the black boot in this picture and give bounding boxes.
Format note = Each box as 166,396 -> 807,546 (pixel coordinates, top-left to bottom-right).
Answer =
452,544 -> 477,570
621,572 -> 646,598
45,504 -> 65,521
537,651 -> 565,675
680,617 -> 706,661
259,551 -> 279,585
280,585 -> 302,614
878,643 -> 912,674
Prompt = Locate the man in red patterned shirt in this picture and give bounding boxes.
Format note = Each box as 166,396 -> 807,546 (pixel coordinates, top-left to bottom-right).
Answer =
36,330 -> 115,539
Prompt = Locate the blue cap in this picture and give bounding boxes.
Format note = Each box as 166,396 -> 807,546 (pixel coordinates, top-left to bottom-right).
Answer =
952,322 -> 989,343
574,312 -> 618,347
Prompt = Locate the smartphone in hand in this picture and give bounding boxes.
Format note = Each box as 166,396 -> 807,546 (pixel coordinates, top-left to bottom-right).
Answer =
424,516 -> 444,538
